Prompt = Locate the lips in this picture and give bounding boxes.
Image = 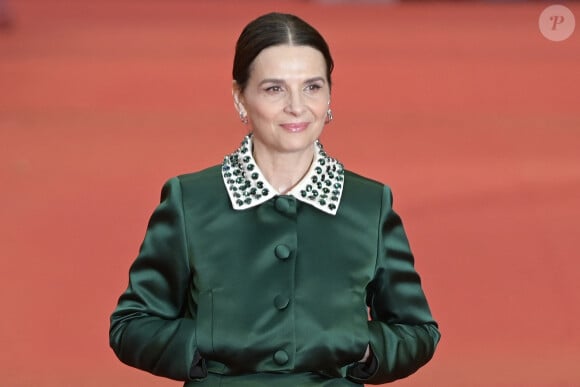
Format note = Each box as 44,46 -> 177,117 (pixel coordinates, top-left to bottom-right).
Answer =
280,122 -> 309,132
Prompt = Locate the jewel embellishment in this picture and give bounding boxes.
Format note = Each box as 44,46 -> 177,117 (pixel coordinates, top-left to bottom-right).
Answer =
222,135 -> 344,215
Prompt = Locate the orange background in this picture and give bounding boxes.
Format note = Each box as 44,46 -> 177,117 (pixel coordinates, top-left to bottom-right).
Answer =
1,1 -> 579,386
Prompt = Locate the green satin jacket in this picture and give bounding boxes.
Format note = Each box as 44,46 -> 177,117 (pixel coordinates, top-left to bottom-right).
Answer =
110,141 -> 440,386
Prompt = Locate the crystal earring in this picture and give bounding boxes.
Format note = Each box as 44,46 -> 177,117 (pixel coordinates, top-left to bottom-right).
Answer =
325,109 -> 333,124
239,111 -> 248,124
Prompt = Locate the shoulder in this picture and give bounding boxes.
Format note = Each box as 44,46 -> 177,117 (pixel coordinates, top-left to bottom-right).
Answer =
343,170 -> 391,208
159,165 -> 224,201
175,164 -> 222,186
159,165 -> 229,212
338,170 -> 394,216
344,169 -> 391,195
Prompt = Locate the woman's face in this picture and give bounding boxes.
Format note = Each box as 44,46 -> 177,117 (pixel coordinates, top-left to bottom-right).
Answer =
233,44 -> 330,156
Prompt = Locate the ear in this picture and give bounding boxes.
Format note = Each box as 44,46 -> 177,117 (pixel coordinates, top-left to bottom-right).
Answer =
232,81 -> 245,114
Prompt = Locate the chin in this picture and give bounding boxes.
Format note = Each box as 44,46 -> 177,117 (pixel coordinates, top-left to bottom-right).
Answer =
279,133 -> 320,152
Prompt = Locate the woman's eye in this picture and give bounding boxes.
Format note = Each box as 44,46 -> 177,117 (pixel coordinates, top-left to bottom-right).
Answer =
265,86 -> 283,93
305,84 -> 322,92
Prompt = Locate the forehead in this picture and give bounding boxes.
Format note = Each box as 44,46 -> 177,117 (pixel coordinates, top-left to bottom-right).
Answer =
249,44 -> 327,80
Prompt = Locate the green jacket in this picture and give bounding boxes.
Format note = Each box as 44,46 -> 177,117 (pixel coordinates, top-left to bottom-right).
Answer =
110,161 -> 440,386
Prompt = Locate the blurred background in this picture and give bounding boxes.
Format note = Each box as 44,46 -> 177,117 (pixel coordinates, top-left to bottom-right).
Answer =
1,0 -> 579,386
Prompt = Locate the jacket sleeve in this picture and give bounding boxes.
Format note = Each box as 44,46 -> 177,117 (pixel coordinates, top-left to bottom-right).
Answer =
109,177 -> 204,381
348,186 -> 441,384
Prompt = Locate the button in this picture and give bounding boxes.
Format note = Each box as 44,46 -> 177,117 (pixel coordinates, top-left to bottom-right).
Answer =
273,349 -> 289,365
275,197 -> 291,213
274,295 -> 290,310
274,244 -> 291,260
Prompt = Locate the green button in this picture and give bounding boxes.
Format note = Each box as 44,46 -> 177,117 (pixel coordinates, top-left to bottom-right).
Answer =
274,244 -> 291,260
274,295 -> 290,310
275,197 -> 290,212
273,350 -> 289,365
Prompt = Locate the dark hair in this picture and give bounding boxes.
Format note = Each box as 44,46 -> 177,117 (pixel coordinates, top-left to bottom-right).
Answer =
233,12 -> 334,91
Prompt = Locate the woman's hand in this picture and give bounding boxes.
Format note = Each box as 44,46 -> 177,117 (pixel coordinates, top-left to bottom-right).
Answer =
359,344 -> 371,363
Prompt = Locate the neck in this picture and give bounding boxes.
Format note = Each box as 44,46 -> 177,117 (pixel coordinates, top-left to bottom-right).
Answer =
252,142 -> 315,195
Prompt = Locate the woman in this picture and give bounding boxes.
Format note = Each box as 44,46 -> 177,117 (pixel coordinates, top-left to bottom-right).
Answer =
110,12 -> 440,386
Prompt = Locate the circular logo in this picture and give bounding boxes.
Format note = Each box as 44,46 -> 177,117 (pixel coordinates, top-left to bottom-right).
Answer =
539,5 -> 576,42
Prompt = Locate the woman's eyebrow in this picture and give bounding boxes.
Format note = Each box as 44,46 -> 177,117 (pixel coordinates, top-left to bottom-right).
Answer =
304,76 -> 326,84
258,77 -> 326,86
258,78 -> 284,86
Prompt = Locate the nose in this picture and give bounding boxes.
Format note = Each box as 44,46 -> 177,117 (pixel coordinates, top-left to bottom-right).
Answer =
283,90 -> 306,116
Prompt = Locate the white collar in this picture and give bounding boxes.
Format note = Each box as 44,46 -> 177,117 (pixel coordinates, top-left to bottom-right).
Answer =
221,135 -> 345,215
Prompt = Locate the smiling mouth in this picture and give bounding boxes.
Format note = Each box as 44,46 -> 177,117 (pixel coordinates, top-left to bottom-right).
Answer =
280,122 -> 309,132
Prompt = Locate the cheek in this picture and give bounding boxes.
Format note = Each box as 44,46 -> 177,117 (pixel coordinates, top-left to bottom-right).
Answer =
308,92 -> 330,116
251,106 -> 280,123
246,98 -> 282,119
313,101 -> 330,119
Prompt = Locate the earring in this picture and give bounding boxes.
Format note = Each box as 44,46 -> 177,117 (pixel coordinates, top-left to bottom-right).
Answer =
239,111 -> 248,124
325,109 -> 333,124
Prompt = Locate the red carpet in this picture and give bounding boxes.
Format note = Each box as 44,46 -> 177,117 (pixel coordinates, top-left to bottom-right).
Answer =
1,1 -> 579,385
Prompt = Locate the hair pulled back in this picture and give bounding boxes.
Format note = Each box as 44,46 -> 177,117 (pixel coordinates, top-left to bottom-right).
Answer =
233,13 -> 334,91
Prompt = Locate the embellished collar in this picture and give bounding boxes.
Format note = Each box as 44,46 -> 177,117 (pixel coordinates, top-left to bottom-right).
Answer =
221,135 -> 345,215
